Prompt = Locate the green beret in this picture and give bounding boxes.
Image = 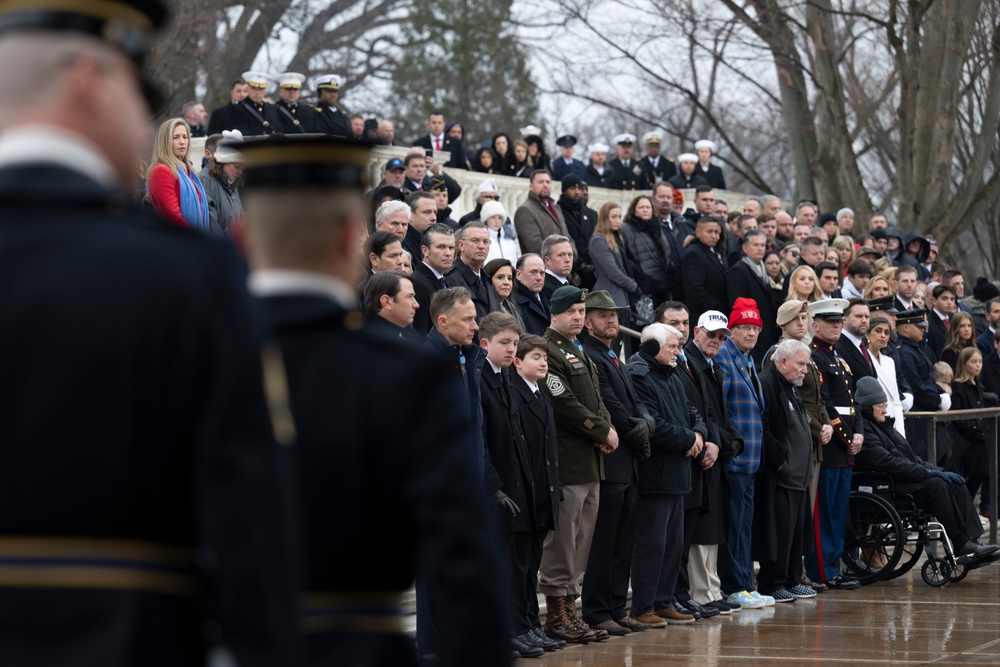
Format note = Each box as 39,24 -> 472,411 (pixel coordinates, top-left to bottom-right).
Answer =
550,286 -> 587,314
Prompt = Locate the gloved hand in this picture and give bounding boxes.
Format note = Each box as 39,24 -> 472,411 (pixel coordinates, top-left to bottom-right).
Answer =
942,471 -> 966,485
901,392 -> 914,413
622,416 -> 651,448
494,490 -> 521,517
939,393 -> 952,412
640,412 -> 656,433
630,287 -> 644,301
925,468 -> 946,481
635,441 -> 651,461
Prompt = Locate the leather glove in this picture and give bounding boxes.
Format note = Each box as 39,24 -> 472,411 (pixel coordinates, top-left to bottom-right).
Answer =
640,412 -> 656,433
622,416 -> 651,448
493,490 -> 520,517
939,393 -> 952,412
635,441 -> 651,461
943,471 -> 966,485
984,392 -> 999,407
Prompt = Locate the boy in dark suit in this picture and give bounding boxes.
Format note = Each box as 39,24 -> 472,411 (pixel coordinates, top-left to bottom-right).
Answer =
510,334 -> 566,650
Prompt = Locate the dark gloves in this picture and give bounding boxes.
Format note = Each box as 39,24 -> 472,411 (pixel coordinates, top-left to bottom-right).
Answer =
494,490 -> 520,517
630,288 -> 644,301
985,392 -> 999,407
622,416 -> 651,448
926,469 -> 965,485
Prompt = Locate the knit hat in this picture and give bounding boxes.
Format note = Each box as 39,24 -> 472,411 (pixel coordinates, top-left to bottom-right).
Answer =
562,174 -> 584,190
973,277 -> 1000,303
479,200 -> 506,223
776,299 -> 808,326
729,297 -> 762,328
836,207 -> 855,221
854,376 -> 887,408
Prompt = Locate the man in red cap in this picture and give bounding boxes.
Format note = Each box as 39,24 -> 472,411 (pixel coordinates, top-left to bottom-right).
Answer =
714,298 -> 772,607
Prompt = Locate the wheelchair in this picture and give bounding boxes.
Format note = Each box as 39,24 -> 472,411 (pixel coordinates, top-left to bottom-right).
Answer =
841,472 -> 987,586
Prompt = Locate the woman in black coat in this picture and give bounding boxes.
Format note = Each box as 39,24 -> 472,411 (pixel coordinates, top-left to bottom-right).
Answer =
473,147 -> 499,174
492,133 -> 515,174
951,347 -> 990,503
618,195 -> 671,308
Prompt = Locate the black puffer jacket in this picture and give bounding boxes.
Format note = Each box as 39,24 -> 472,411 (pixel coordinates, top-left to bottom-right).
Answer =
619,215 -> 671,298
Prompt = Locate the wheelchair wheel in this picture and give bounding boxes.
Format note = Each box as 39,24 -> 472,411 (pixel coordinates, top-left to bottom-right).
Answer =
948,562 -> 969,583
921,558 -> 951,586
882,519 -> 925,581
842,491 -> 905,584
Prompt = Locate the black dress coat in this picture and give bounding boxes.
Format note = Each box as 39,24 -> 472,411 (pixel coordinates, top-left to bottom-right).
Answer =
586,163 -> 615,189
0,165 -> 299,667
412,134 -> 466,170
637,155 -> 676,185
410,261 -> 445,335
207,101 -> 241,134
264,295 -> 509,667
231,99 -> 282,136
582,336 -> 639,484
727,260 -> 778,365
510,375 -> 562,530
315,103 -> 352,137
514,282 -> 550,336
836,335 -> 877,392
607,157 -> 651,190
481,368 -> 537,532
667,172 -> 708,189
275,100 -> 321,134
696,163 -> 726,190
681,241 -> 729,324
542,271 -> 570,301
445,258 -> 501,319
927,312 -> 950,361
950,379 -> 990,474
982,352 -> 1000,395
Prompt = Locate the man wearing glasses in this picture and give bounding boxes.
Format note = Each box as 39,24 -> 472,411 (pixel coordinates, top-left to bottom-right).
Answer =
445,222 -> 501,319
459,178 -> 503,227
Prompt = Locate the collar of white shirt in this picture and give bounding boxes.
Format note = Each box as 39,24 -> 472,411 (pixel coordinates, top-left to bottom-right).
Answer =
422,261 -> 445,280
841,329 -> 864,350
249,270 -> 358,310
545,269 -> 568,285
487,358 -> 503,375
521,376 -> 539,394
0,124 -> 118,188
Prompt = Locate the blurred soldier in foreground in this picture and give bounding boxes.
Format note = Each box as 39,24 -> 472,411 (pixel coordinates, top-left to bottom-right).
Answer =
238,134 -> 510,666
0,1 -> 299,665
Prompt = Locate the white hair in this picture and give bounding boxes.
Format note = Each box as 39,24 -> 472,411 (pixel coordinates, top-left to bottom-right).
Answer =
772,338 -> 810,363
375,199 -> 411,226
641,323 -> 682,346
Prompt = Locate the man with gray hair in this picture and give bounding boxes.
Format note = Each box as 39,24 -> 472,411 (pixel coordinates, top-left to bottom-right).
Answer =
374,199 -> 410,241
762,195 -> 783,217
541,234 -> 576,300
445,222 -> 500,318
757,339 -> 819,602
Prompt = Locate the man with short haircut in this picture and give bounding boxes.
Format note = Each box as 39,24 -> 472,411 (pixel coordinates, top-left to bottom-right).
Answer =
774,211 -> 794,245
757,214 -> 778,251
942,269 -> 973,315
410,224 -> 455,334
208,77 -> 248,134
539,286 -> 619,644
445,222 -> 501,318
403,191 -> 437,258
182,100 -> 208,137
541,234 -> 576,300
727,229 -> 777,364
653,183 -> 688,301
795,201 -> 818,226
715,298 -> 770,608
757,339 -> 818,602
374,199 -> 410,241
713,199 -> 729,221
892,265 -> 919,311
274,72 -> 320,134
792,222 -> 812,244
816,261 -> 842,299
837,299 -> 875,390
681,217 -> 729,323
977,298 -> 1000,358
762,195 -> 783,217
843,260 -> 874,299
364,271 -> 421,341
726,214 -> 758,265
805,299 -> 862,590
655,301 -> 691,340
742,198 -> 761,217
514,253 -> 551,335
401,152 -> 462,203
682,184 -> 715,229
515,170 -> 575,256
927,284 -> 958,359
868,213 -> 888,230
377,119 -> 395,145
412,111 -> 464,168
349,114 -> 364,139
581,292 -> 653,635
365,230 -> 406,275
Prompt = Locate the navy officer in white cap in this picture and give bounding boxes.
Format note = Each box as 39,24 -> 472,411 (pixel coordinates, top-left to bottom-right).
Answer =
608,133 -> 650,190
586,142 -> 613,188
668,151 -> 709,190
695,139 -> 726,190
314,74 -> 352,137
638,131 -> 676,185
275,71 -> 320,133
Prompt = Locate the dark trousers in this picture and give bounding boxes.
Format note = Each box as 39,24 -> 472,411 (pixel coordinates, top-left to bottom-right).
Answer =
582,481 -> 636,624
757,486 -> 807,593
503,529 -> 547,634
805,466 -> 851,582
630,493 -> 684,614
719,471 -> 755,595
913,477 -> 983,544
672,506 -> 702,602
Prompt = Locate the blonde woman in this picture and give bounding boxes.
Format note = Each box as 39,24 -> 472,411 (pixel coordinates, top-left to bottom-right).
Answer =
832,235 -> 856,275
590,202 -> 638,309
862,275 -> 891,300
786,265 -> 823,303
146,118 -> 209,230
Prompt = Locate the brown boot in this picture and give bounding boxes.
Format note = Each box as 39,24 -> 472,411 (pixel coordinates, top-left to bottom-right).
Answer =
544,596 -> 595,644
565,594 -> 605,641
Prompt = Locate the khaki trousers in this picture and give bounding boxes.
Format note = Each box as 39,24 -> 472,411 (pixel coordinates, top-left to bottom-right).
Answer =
538,481 -> 600,597
687,544 -> 722,605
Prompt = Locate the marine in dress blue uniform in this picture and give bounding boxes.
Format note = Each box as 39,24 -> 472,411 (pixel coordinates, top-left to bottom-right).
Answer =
233,71 -> 281,136
238,135 -> 510,667
0,2 -> 300,665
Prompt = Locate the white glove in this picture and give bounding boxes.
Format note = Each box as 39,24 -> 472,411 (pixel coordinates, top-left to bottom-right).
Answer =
938,393 -> 952,412
901,392 -> 914,413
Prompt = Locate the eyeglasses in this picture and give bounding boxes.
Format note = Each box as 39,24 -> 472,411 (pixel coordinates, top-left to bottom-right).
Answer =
480,194 -> 500,201
872,402 -> 888,410
465,238 -> 491,246
705,331 -> 728,340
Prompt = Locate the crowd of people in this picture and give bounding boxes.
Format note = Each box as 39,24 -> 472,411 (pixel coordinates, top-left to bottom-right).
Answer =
5,0 -> 1000,663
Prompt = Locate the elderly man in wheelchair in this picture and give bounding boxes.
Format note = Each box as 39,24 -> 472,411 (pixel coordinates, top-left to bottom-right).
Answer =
852,376 -> 998,566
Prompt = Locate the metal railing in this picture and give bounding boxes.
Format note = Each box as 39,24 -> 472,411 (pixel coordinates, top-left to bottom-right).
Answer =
899,407 -> 1000,542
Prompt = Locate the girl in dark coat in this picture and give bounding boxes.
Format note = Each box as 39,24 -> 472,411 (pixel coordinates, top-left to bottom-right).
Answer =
473,147 -> 498,174
525,135 -> 550,173
951,347 -> 990,502
492,133 -> 515,174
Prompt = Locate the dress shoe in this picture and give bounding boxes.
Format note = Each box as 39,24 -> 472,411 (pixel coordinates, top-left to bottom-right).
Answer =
654,606 -> 696,624
543,596 -> 595,644
516,631 -> 548,651
957,541 -> 1000,559
511,635 -> 544,658
529,627 -> 564,650
590,619 -> 631,636
980,508 -> 991,519
825,575 -> 861,590
617,614 -> 655,631
802,574 -> 826,592
682,599 -> 720,618
629,611 -> 667,628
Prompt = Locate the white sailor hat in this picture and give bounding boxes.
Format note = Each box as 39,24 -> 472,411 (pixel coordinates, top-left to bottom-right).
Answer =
315,74 -> 342,90
588,142 -> 610,153
520,124 -> 543,138
613,133 -> 636,146
641,131 -> 663,145
276,72 -> 306,89
677,152 -> 698,163
808,298 -> 847,321
241,71 -> 271,89
694,139 -> 717,153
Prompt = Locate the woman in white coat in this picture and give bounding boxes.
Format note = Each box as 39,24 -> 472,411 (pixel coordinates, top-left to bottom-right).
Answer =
481,200 -> 521,263
867,316 -> 914,437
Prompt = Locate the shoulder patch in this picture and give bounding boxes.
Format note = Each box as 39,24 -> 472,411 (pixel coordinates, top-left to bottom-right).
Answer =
546,373 -> 566,396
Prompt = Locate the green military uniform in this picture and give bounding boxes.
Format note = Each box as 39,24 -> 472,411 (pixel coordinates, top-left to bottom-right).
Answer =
541,327 -> 612,485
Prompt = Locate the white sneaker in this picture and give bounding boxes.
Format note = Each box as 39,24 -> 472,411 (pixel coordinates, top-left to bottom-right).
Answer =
727,590 -> 765,609
750,591 -> 775,606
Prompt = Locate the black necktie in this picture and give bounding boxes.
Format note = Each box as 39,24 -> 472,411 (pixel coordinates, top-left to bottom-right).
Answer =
439,276 -> 447,289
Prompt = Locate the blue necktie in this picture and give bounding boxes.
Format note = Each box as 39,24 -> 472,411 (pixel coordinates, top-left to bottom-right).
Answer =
608,348 -> 619,367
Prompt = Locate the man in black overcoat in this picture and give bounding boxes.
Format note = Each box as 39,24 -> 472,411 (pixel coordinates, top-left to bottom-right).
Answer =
514,253 -> 552,335
0,4 -> 299,665
727,229 -> 777,364
240,135 -> 510,667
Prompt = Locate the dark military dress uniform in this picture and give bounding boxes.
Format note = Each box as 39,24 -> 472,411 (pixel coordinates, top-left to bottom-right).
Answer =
316,103 -> 352,137
637,155 -> 676,186
276,100 -> 321,134
806,330 -> 863,584
607,157 -> 652,191
232,98 -> 281,136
